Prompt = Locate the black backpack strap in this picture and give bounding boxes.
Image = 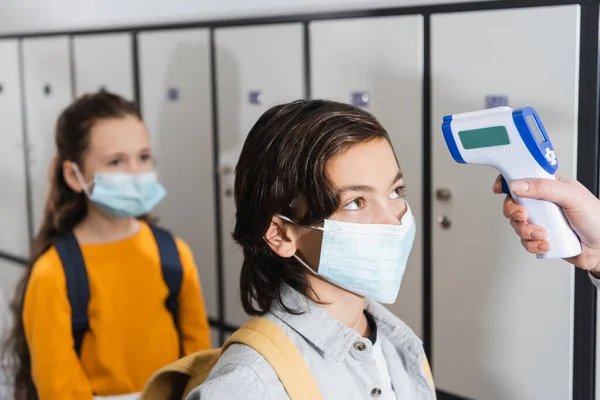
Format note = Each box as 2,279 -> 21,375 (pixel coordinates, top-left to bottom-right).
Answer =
149,224 -> 184,354
54,232 -> 90,357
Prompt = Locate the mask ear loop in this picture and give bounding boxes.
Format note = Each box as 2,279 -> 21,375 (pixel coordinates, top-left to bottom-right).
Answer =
72,163 -> 93,197
277,214 -> 324,232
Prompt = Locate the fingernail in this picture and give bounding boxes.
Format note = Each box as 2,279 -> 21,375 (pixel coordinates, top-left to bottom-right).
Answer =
531,230 -> 547,240
512,212 -> 525,221
510,181 -> 529,192
537,242 -> 551,252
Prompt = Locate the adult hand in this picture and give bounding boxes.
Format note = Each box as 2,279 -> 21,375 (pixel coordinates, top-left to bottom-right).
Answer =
494,173 -> 600,274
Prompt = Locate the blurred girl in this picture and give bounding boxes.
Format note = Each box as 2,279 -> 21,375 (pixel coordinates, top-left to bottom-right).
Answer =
3,91 -> 211,400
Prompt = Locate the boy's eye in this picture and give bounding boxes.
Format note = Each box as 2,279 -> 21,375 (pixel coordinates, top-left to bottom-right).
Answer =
141,154 -> 152,162
390,186 -> 405,200
343,198 -> 366,211
108,159 -> 121,166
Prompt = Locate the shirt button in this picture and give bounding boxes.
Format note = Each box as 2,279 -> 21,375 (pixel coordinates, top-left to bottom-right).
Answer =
371,388 -> 382,398
354,342 -> 367,351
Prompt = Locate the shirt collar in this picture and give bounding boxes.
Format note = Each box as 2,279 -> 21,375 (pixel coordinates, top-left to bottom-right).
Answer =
270,283 -> 358,362
270,283 -> 424,365
364,309 -> 378,344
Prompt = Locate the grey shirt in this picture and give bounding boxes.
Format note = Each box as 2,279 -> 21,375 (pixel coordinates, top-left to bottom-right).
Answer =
187,284 -> 435,400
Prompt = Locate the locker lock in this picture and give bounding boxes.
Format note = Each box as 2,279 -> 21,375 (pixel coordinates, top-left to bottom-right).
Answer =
168,87 -> 179,101
435,188 -> 452,201
219,165 -> 233,175
43,84 -> 52,96
352,91 -> 370,107
437,216 -> 452,230
249,91 -> 263,105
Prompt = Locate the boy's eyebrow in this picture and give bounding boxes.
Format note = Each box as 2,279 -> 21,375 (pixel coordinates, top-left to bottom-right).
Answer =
338,171 -> 404,193
390,171 -> 404,186
339,184 -> 375,193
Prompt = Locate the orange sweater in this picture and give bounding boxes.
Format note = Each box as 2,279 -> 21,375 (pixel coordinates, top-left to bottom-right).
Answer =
23,223 -> 211,399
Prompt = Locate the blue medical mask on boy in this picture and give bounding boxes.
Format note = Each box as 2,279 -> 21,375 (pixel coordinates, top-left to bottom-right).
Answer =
278,202 -> 416,304
73,164 -> 166,218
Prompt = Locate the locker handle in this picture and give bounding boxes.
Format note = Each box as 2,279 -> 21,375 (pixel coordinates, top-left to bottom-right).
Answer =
0,83 -> 3,94
43,84 -> 52,96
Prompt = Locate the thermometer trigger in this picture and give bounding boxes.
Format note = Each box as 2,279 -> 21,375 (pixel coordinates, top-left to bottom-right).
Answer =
500,175 -> 510,195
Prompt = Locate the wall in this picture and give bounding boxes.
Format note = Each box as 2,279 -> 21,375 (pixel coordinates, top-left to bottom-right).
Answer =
0,0 -> 492,35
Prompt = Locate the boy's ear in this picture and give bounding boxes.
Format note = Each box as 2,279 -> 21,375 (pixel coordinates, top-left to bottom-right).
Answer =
264,216 -> 298,258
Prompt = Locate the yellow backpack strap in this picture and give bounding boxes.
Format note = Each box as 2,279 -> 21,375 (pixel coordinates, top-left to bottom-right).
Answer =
422,356 -> 437,398
223,317 -> 323,400
141,349 -> 222,400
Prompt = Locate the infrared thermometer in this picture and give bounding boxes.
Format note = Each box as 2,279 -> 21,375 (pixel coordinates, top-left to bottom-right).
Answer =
441,106 -> 581,259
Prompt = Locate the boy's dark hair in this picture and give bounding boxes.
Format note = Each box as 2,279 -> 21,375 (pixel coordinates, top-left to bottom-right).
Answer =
234,99 -> 392,316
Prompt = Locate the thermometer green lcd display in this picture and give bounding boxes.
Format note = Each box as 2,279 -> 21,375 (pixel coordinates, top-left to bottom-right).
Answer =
458,126 -> 510,150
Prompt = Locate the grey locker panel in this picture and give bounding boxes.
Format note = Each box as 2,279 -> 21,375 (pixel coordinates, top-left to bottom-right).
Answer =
431,6 -> 580,399
138,28 -> 218,320
73,33 -> 134,99
310,15 -> 424,337
215,23 -> 304,327
0,258 -> 25,338
0,40 -> 30,258
210,328 -> 221,349
22,37 -> 73,236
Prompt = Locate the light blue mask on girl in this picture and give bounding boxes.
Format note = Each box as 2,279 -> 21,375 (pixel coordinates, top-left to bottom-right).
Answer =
73,164 -> 167,218
279,203 -> 416,304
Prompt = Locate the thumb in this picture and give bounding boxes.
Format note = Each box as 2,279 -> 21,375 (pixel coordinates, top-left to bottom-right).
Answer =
509,177 -> 575,209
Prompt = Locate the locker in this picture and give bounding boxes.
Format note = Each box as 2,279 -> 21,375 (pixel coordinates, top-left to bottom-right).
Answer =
22,37 -> 73,236
310,15 -> 424,337
431,5 -> 580,400
0,258 -> 25,335
210,328 -> 221,349
72,33 -> 134,99
0,40 -> 30,258
137,29 -> 218,320
215,23 -> 304,327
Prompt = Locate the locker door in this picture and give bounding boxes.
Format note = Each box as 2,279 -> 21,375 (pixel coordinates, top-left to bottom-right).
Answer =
210,328 -> 220,349
73,33 -> 134,99
22,37 -> 73,236
215,23 -> 304,327
431,6 -> 579,400
137,29 -> 217,320
0,258 -> 25,335
0,40 -> 30,258
310,16 -> 424,337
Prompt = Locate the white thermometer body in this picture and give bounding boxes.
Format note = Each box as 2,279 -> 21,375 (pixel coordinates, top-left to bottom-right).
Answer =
442,106 -> 581,259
